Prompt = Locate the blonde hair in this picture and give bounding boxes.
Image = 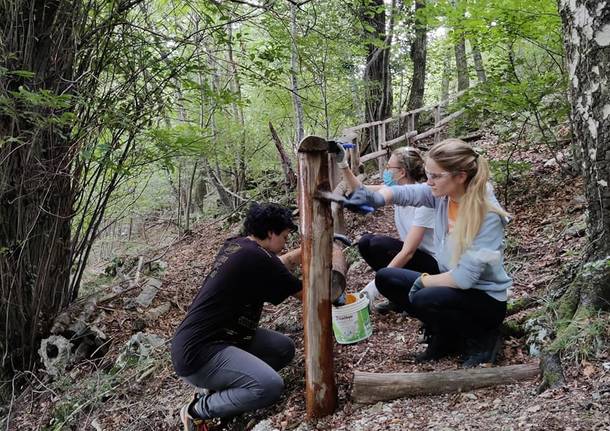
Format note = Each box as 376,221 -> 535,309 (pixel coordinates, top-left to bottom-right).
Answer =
391,147 -> 426,182
428,139 -> 509,264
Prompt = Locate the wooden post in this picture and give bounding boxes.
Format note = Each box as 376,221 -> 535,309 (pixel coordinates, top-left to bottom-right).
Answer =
377,123 -> 387,177
350,135 -> 361,175
297,135 -> 338,418
352,363 -> 539,404
434,104 -> 442,143
328,153 -> 340,191
331,243 -> 347,303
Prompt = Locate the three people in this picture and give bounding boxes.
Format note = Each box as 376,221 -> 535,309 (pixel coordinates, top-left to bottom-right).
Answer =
336,146 -> 439,313
345,138 -> 511,367
171,203 -> 302,430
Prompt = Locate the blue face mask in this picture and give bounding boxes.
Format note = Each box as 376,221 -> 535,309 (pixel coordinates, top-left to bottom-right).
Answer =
383,169 -> 396,186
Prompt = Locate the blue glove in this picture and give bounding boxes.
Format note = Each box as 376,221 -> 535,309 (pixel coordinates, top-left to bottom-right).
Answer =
329,141 -> 353,168
408,276 -> 425,301
344,187 -> 385,213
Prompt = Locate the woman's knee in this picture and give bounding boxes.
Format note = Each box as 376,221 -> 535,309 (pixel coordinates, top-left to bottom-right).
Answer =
357,234 -> 374,256
374,267 -> 394,295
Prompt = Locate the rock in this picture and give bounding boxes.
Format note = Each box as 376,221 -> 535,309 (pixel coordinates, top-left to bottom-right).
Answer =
294,422 -> 312,431
251,419 -> 278,431
145,302 -> 171,321
544,152 -> 568,168
115,332 -> 165,368
346,259 -> 367,279
565,218 -> 586,238
39,335 -> 72,376
125,278 -> 162,309
273,313 -> 303,333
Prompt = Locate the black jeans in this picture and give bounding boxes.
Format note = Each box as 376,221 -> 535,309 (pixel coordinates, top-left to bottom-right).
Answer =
375,267 -> 506,337
357,233 -> 439,274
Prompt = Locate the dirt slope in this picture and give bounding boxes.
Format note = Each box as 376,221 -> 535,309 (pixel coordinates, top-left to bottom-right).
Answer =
7,137 -> 609,430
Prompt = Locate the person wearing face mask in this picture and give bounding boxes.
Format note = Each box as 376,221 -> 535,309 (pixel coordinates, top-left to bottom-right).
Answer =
336,146 -> 439,314
343,139 -> 511,368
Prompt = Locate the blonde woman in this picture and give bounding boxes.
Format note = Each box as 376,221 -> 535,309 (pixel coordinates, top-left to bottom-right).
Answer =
344,139 -> 511,367
336,146 -> 439,314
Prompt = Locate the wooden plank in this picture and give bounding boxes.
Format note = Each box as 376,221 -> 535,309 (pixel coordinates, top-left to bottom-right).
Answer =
343,89 -> 468,133
352,363 -> 540,404
360,148 -> 389,164
297,136 -> 338,418
412,126 -> 443,142
382,130 -> 418,148
437,108 -> 465,127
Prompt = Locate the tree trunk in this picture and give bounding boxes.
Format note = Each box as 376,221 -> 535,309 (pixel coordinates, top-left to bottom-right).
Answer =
0,0 -> 78,373
290,3 -> 305,148
269,121 -> 297,190
226,22 -> 247,207
471,40 -> 487,82
406,0 -> 427,112
455,33 -> 470,91
560,1 -> 610,260
361,0 -> 394,153
539,0 -> 610,387
440,46 -> 452,101
353,363 -> 539,403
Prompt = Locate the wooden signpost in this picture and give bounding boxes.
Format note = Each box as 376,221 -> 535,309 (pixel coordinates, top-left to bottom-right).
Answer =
297,135 -> 338,418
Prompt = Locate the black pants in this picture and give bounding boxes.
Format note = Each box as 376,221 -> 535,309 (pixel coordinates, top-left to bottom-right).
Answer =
357,233 -> 439,274
375,267 -> 506,337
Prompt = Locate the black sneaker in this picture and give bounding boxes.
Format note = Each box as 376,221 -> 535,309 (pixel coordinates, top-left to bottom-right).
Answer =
462,331 -> 502,368
374,300 -> 402,315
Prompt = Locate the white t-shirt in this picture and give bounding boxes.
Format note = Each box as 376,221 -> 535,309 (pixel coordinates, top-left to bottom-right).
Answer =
394,204 -> 435,257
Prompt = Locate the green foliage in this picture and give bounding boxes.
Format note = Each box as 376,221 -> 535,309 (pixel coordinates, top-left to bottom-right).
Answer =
489,159 -> 532,185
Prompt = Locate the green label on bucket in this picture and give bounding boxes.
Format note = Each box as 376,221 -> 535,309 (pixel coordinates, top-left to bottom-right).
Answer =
332,303 -> 373,344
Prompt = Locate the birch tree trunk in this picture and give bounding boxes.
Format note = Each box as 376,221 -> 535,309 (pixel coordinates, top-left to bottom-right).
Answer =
538,0 -> 610,390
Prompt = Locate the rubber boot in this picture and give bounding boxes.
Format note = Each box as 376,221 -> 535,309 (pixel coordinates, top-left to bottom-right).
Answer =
462,330 -> 502,368
415,328 -> 461,362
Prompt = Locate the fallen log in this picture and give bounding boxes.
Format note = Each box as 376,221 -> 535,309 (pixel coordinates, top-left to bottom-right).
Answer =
352,363 -> 539,404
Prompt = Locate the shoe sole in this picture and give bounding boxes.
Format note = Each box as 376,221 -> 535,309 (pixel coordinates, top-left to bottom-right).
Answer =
180,405 -> 192,431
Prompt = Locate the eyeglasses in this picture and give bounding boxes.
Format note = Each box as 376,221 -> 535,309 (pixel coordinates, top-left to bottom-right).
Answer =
386,164 -> 402,170
425,169 -> 452,180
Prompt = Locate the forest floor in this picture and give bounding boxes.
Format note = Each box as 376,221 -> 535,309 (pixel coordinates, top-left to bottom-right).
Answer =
6,135 -> 610,430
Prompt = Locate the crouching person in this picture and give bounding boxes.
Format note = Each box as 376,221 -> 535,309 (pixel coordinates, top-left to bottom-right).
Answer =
344,139 -> 510,367
171,203 -> 302,430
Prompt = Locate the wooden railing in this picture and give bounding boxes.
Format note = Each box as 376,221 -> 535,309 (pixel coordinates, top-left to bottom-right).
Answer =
328,90 -> 468,235
340,89 -> 468,176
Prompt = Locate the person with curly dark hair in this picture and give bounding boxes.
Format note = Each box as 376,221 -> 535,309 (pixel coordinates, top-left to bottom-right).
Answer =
172,202 -> 302,431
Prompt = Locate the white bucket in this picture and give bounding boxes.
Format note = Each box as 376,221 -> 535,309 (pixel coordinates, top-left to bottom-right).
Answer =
331,293 -> 373,344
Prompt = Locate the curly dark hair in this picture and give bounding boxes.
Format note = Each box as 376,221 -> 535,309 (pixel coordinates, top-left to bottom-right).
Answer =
243,202 -> 298,239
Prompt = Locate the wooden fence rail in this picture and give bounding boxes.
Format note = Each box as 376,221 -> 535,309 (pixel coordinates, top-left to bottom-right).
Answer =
341,90 -> 468,175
